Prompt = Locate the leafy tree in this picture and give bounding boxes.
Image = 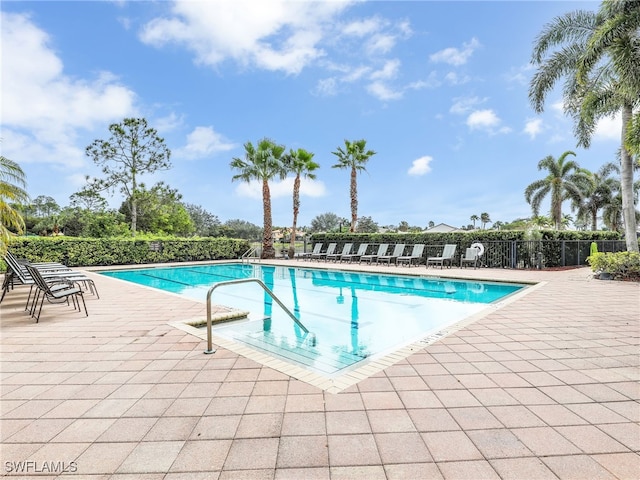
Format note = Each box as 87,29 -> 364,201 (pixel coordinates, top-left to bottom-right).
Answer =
428,220 -> 435,229
331,139 -> 376,232
231,138 -> 286,258
222,219 -> 262,240
356,216 -> 379,233
529,0 -> 639,251
184,203 -> 221,237
31,195 -> 60,217
283,148 -> 319,259
470,214 -> 479,228
398,220 -> 409,232
69,187 -> 108,212
0,154 -> 29,255
119,182 -> 194,236
86,117 -> 172,236
480,212 -> 491,229
524,151 -> 583,230
309,212 -> 341,233
572,163 -> 618,230
59,207 -> 129,237
492,220 -> 504,230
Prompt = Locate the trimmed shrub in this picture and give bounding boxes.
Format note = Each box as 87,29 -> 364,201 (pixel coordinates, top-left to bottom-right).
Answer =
7,236 -> 250,267
587,252 -> 640,281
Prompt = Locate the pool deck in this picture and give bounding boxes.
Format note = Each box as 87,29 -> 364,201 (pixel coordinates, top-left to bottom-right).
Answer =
1,260 -> 638,479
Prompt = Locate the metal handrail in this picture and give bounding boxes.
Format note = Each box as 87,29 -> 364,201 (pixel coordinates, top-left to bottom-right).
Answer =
241,247 -> 260,263
204,278 -> 312,354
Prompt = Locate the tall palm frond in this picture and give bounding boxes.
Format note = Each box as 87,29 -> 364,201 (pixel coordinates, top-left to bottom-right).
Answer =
0,155 -> 30,255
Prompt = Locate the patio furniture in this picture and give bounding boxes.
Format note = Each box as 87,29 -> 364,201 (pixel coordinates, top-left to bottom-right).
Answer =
311,243 -> 336,261
297,243 -> 322,260
396,244 -> 425,266
377,244 -> 406,265
460,247 -> 479,269
426,244 -> 457,269
326,243 -> 352,262
359,243 -> 388,264
340,243 -> 369,263
25,264 -> 88,322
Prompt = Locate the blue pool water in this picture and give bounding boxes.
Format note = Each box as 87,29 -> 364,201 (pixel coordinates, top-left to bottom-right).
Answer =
102,264 -> 524,375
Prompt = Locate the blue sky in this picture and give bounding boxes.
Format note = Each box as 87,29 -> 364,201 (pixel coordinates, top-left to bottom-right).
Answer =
1,0 -> 621,230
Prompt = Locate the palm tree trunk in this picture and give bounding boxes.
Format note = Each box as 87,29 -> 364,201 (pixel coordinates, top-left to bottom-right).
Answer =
289,175 -> 300,259
591,208 -> 597,231
621,104 -> 639,252
262,179 -> 275,259
552,184 -> 562,230
350,167 -> 357,232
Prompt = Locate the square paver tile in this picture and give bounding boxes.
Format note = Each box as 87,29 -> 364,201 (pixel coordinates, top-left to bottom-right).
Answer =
490,457 -> 557,480
326,410 -> 371,435
328,434 -> 382,467
224,438 -> 279,470
542,455 -> 618,480
169,439 -> 232,472
374,432 -> 431,464
421,431 -> 482,462
277,435 -> 329,468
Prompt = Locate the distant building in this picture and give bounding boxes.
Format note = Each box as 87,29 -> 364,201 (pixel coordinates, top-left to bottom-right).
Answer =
425,223 -> 461,233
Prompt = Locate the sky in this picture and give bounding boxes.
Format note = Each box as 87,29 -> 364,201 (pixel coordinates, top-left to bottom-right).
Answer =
1,0 -> 622,230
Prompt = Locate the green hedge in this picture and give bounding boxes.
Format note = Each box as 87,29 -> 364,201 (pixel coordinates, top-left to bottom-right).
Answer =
310,230 -> 621,245
7,237 -> 251,267
309,230 -> 626,268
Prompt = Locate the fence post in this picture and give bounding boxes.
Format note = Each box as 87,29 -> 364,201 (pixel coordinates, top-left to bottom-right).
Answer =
561,240 -> 565,267
510,241 -> 516,269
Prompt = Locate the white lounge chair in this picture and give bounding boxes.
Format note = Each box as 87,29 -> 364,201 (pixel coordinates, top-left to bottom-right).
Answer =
340,243 -> 368,263
359,243 -> 388,264
326,243 -> 352,262
396,244 -> 425,266
427,244 -> 457,269
377,244 -> 406,265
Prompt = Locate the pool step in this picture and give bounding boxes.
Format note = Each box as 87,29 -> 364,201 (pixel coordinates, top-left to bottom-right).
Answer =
235,326 -> 366,375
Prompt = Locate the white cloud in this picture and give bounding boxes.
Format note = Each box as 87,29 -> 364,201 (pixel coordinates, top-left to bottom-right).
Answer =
450,96 -> 486,115
370,59 -> 400,80
524,118 -> 543,140
408,156 -> 433,176
594,112 -> 622,141
342,17 -> 382,37
504,63 -> 534,86
176,126 -> 236,159
313,77 -> 339,96
466,109 -> 511,135
444,71 -> 470,85
366,81 -> 402,101
140,0 -> 353,75
235,177 -> 326,199
430,37 -> 480,66
1,12 -> 136,167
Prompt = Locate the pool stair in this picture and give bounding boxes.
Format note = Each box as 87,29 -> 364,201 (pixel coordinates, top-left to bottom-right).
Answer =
232,324 -> 367,375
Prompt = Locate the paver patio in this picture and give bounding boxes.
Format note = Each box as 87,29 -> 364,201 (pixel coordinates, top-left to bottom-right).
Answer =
1,260 -> 638,479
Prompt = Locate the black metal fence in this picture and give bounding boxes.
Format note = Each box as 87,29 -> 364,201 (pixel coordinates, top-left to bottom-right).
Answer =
300,239 -> 628,269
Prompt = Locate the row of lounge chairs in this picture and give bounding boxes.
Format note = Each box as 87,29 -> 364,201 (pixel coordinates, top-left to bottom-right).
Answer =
298,243 -> 483,268
299,243 -> 426,266
1,251 -> 97,322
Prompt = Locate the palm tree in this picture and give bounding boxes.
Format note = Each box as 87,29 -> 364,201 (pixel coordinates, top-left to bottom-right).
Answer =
1,155 -> 29,256
470,214 -> 479,229
529,0 -> 639,251
572,163 -> 618,230
480,212 -> 491,229
283,148 -> 319,259
331,139 -> 376,232
524,151 -> 583,230
231,138 -> 286,259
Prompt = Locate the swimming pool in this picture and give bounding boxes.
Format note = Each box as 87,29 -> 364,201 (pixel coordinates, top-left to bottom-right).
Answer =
102,263 -> 525,378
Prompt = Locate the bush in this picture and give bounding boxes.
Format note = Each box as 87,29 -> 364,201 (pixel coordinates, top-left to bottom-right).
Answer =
6,236 -> 250,268
587,252 -> 640,280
